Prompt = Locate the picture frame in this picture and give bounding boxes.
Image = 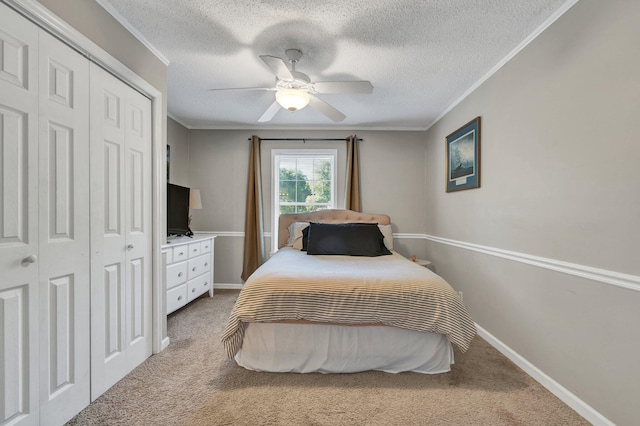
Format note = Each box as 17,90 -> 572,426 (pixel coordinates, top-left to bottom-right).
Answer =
166,144 -> 171,180
445,116 -> 481,192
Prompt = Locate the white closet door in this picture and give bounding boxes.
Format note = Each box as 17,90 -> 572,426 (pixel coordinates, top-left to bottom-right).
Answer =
123,86 -> 153,370
89,63 -> 152,399
36,31 -> 91,425
0,4 -> 40,425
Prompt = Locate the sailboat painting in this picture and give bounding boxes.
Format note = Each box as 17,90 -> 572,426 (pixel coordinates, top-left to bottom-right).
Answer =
446,116 -> 481,192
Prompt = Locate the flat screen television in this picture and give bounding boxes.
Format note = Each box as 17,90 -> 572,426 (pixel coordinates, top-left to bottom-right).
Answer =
167,183 -> 190,236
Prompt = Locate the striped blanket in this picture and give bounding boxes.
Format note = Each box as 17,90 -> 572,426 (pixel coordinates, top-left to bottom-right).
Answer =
222,248 -> 476,358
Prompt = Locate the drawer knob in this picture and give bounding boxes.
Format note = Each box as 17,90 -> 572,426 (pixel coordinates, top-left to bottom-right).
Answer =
178,272 -> 183,277
192,267 -> 197,272
127,243 -> 135,250
177,295 -> 182,301
204,282 -> 208,286
193,248 -> 197,252
192,288 -> 196,293
178,252 -> 184,256
204,262 -> 208,267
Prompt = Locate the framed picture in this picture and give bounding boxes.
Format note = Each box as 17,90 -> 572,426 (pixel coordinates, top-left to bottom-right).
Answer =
166,145 -> 171,180
445,116 -> 481,192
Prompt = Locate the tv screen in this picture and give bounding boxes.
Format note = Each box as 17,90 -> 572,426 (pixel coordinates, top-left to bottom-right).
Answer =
167,183 -> 190,236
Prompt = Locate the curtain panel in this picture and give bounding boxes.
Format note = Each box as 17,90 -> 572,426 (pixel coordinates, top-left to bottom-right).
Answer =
345,135 -> 361,212
241,136 -> 265,281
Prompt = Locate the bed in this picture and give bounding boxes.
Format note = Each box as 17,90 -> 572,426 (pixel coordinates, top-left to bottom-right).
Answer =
222,209 -> 476,374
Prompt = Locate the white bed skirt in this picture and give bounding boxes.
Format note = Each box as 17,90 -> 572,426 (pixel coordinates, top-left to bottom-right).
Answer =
235,322 -> 454,374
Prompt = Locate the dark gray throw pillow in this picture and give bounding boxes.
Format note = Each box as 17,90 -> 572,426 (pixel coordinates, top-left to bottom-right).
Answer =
305,222 -> 391,256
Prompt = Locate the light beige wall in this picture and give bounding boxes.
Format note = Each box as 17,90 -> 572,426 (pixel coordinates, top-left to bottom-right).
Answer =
167,118 -> 190,186
187,129 -> 428,284
424,0 -> 640,424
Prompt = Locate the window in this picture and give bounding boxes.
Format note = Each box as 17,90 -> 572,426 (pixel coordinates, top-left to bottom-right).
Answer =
272,149 -> 337,252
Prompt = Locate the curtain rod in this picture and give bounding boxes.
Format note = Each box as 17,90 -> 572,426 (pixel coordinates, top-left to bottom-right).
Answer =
248,138 -> 363,142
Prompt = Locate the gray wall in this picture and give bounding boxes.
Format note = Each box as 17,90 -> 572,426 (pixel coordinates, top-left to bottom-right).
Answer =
424,0 -> 639,424
167,117 -> 190,186
186,129 -> 428,284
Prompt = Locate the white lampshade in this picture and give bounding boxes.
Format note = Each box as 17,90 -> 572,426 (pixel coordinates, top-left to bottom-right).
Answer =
275,89 -> 310,111
189,188 -> 202,210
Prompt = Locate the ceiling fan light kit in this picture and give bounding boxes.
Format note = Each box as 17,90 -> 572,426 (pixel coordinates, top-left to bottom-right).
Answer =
275,88 -> 310,111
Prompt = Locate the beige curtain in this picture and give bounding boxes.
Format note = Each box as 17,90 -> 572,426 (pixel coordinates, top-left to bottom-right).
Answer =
345,135 -> 361,212
241,136 -> 265,281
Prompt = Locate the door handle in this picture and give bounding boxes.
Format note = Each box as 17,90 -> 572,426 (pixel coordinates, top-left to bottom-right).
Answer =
127,243 -> 135,250
21,255 -> 38,267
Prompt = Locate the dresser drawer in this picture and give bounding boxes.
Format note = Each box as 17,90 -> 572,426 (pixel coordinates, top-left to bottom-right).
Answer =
172,246 -> 188,262
187,254 -> 211,279
188,272 -> 211,302
188,242 -> 201,258
167,284 -> 187,314
200,239 -> 212,254
166,262 -> 188,290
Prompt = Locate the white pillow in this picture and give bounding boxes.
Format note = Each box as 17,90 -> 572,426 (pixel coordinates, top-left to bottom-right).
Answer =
378,224 -> 394,251
287,222 -> 309,249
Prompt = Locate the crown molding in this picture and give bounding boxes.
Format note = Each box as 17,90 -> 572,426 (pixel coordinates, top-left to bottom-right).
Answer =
167,112 -> 193,129
95,0 -> 170,66
425,0 -> 580,131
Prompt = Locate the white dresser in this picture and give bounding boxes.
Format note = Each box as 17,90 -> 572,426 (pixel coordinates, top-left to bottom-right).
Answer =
162,235 -> 216,314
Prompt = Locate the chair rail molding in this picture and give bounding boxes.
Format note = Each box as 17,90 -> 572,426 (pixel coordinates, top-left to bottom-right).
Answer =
196,230 -> 639,292
423,234 -> 640,293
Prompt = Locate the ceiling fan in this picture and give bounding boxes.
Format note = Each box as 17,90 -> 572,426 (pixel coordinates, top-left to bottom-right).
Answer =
210,49 -> 373,122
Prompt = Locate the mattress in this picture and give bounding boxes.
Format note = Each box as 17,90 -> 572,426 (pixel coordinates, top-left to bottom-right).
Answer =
222,248 -> 476,360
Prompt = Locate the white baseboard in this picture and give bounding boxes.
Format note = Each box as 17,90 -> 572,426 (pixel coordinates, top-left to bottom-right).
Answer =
476,324 -> 614,426
214,283 -> 243,290
160,336 -> 170,351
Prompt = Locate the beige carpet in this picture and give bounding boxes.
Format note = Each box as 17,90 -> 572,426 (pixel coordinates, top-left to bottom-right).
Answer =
68,289 -> 588,426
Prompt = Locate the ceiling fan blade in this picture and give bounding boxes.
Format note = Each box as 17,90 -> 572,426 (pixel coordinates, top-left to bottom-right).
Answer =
259,55 -> 294,81
313,81 -> 374,94
308,95 -> 346,122
258,100 -> 281,122
208,87 -> 274,92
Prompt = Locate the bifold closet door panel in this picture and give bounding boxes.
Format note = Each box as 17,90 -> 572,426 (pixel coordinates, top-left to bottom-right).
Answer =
0,3 -> 40,424
36,30 -> 91,426
123,86 -> 153,370
89,63 -> 152,400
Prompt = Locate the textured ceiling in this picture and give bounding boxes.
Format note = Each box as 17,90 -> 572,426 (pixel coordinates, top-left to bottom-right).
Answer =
101,0 -> 572,129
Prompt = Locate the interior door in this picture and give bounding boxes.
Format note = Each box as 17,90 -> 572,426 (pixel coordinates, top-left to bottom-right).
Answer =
36,30 -> 91,425
90,63 -> 152,399
0,4 -> 40,425
123,85 -> 153,370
